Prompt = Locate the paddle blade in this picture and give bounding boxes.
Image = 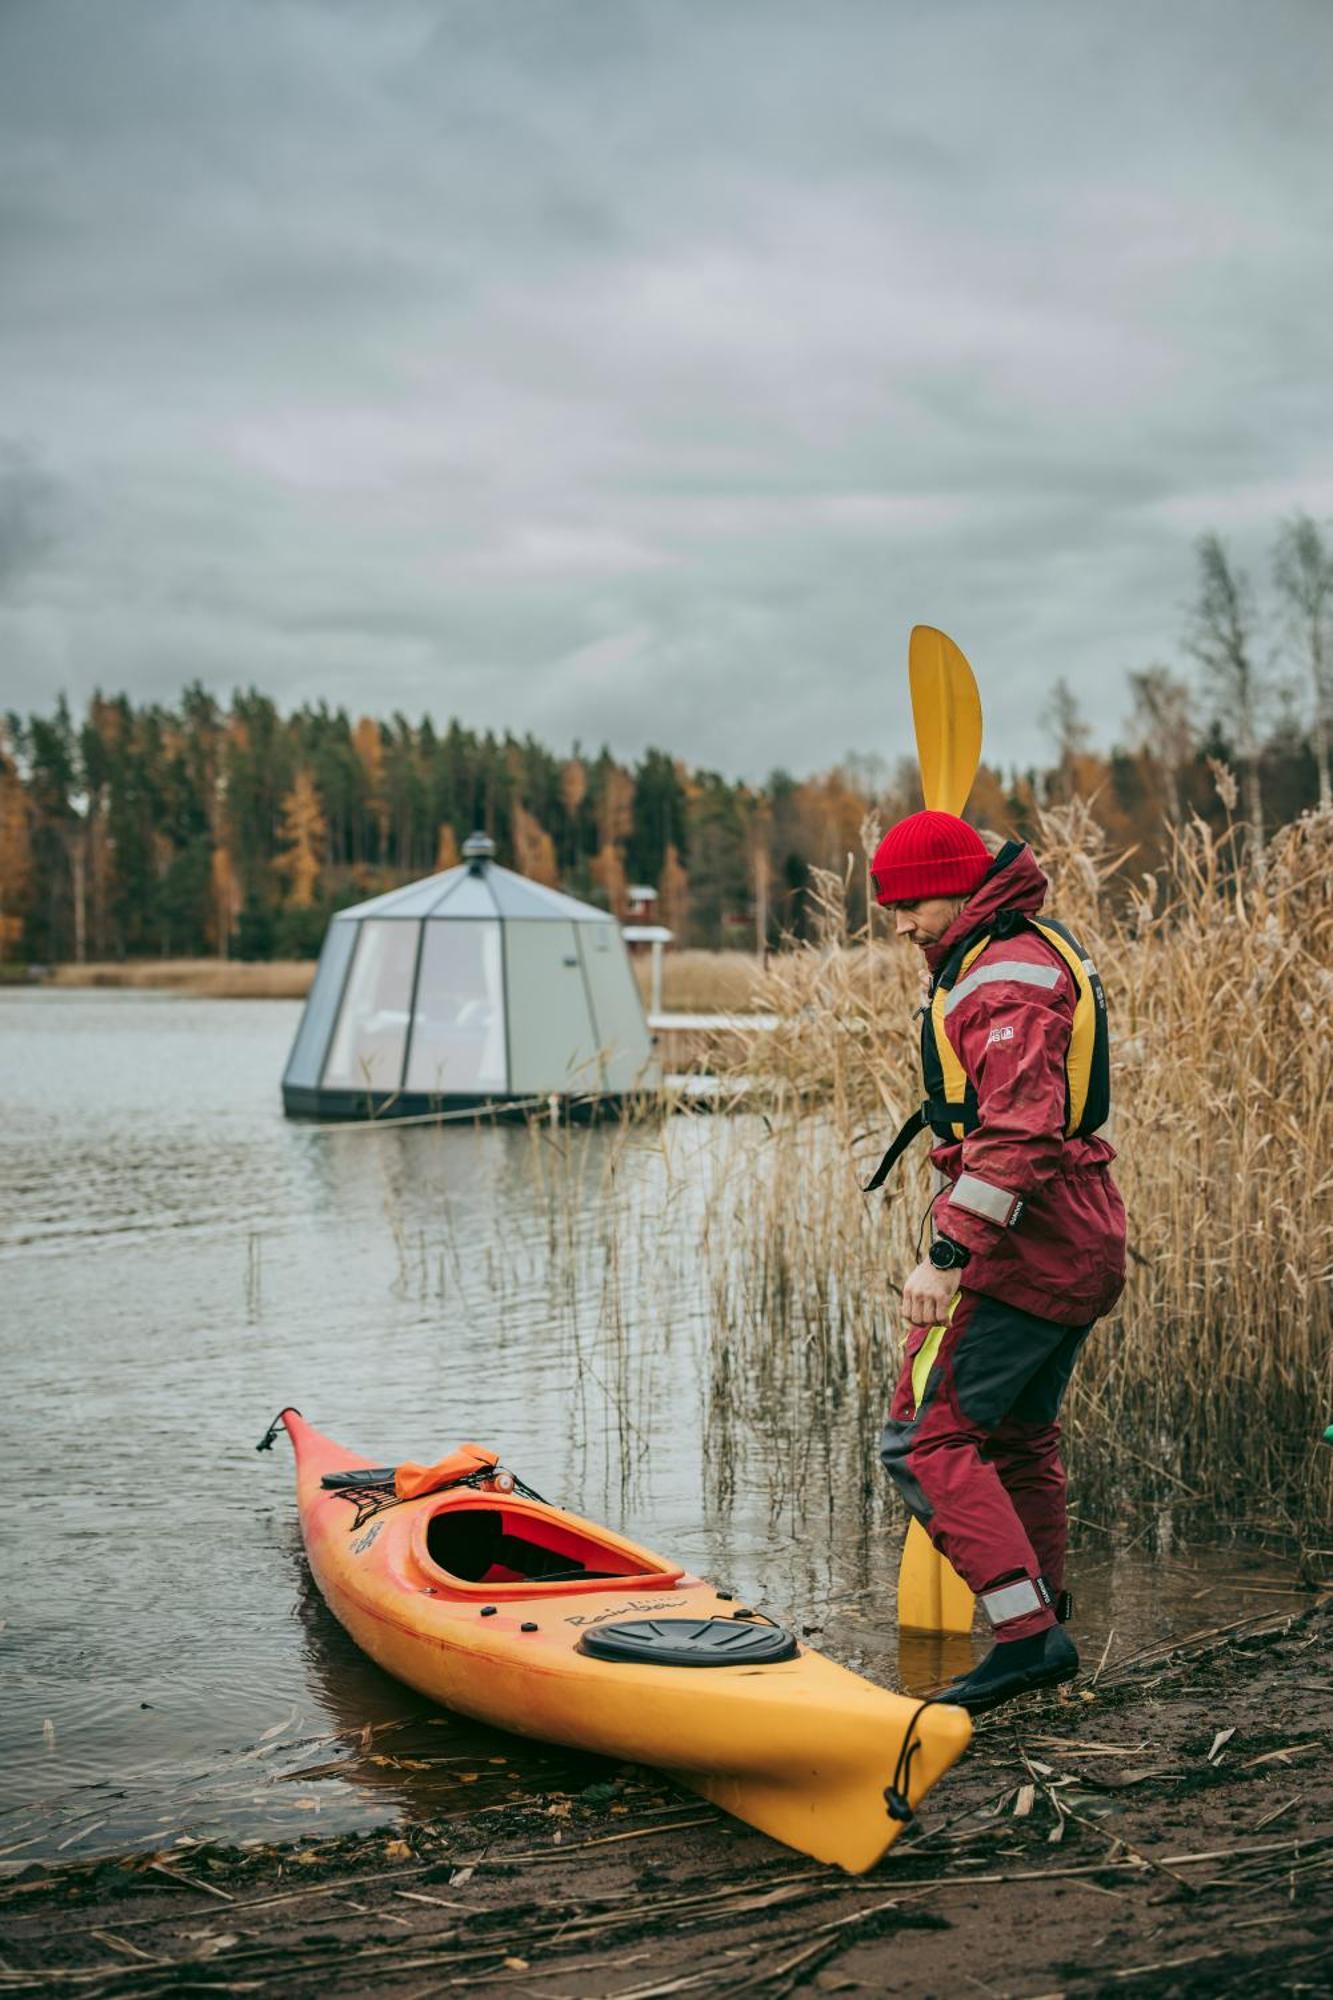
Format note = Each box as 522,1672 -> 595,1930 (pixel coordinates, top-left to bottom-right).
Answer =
897,1516 -> 976,1636
909,626 -> 983,816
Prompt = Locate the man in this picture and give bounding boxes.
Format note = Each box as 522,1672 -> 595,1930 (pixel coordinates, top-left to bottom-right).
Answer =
869,809 -> 1126,1712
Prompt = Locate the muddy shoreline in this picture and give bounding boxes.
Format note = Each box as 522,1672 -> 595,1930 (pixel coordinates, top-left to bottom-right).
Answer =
4,1598 -> 1329,1999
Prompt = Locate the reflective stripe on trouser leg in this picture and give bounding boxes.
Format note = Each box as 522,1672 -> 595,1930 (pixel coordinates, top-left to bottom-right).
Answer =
978,1574 -> 1053,1630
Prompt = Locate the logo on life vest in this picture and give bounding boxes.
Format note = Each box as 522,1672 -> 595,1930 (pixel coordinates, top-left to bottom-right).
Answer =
986,1025 -> 1015,1045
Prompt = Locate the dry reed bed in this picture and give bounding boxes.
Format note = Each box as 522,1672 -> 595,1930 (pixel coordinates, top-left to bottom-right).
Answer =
691,804 -> 1333,1535
631,948 -> 768,1012
48,958 -> 316,998
42,948 -> 766,1011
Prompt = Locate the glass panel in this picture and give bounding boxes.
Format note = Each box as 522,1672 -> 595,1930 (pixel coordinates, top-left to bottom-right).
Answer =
505,921 -> 602,1095
349,873 -> 463,918
579,925 -> 658,1092
403,920 -> 506,1096
489,871 -> 605,922
320,920 -> 420,1092
282,920 -> 358,1090
430,871 -> 499,918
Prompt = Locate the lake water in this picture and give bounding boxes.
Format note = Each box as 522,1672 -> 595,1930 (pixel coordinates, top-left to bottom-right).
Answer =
0,991 -> 1307,1864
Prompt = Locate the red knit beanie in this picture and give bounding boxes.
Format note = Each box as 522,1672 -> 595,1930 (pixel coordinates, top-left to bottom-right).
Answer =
870,811 -> 991,905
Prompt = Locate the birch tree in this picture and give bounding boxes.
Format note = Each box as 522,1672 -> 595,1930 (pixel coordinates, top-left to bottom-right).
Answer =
1186,534 -> 1268,862
1273,512 -> 1333,810
1127,665 -> 1194,825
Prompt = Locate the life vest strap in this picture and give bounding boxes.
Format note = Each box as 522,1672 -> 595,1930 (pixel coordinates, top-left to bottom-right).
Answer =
863,1106 -> 928,1192
863,1097 -> 969,1193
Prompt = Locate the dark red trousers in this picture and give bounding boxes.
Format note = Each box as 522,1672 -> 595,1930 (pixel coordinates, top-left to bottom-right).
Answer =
880,1290 -> 1092,1641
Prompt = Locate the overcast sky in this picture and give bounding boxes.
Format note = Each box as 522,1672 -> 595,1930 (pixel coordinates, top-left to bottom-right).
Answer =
2,0 -> 1331,778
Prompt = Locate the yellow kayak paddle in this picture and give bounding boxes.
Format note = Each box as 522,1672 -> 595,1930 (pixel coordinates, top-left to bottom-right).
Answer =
897,632 -> 981,1641
909,625 -> 983,815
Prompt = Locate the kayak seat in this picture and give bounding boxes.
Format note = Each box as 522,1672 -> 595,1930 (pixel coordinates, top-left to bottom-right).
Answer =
578,1617 -> 799,1668
425,1507 -> 644,1587
480,1563 -> 626,1584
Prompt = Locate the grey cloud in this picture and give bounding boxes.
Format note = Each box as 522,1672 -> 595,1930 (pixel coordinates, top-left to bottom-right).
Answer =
0,443 -> 67,589
1,0 -> 1331,772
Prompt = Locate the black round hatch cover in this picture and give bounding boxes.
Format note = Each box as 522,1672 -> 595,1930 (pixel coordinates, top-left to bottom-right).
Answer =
577,1616 -> 798,1667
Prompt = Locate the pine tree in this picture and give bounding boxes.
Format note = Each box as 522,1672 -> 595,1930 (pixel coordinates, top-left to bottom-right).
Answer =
629,748 -> 689,885
595,759 -> 635,850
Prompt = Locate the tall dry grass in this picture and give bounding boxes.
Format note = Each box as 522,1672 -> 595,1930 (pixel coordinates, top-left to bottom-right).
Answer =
695,802 -> 1333,1543
631,949 -> 768,1013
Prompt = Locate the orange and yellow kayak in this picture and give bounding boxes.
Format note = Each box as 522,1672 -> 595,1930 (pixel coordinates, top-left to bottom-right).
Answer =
267,1411 -> 971,1872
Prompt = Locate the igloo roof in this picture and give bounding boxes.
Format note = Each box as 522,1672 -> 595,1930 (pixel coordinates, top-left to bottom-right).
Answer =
335,860 -> 615,925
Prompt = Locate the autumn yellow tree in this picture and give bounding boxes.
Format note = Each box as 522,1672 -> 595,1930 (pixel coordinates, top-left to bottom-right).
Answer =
208,842 -> 240,956
434,822 -> 460,873
658,841 -> 689,936
511,803 -> 559,886
560,757 -> 587,820
597,763 -> 635,850
276,770 -> 328,908
558,757 -> 587,867
353,717 -> 388,858
969,763 -> 1018,841
0,763 -> 32,959
590,841 -> 629,919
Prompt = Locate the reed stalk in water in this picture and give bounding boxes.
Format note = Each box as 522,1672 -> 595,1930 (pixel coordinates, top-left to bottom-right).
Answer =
406,805 -> 1330,1544
697,803 -> 1333,1538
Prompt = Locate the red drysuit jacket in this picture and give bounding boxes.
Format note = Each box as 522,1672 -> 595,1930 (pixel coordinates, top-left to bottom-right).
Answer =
922,844 -> 1127,1326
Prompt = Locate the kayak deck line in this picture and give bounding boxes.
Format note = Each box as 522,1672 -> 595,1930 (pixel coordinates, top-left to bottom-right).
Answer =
267,1410 -> 973,1872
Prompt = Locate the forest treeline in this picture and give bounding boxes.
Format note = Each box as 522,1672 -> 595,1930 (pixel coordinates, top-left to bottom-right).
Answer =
2,524 -> 1330,962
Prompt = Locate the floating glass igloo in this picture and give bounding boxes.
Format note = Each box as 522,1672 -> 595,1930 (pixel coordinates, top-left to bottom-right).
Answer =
282,833 -> 659,1120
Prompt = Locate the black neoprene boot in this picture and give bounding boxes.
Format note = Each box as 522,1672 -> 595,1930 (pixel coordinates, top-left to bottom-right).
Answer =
937,1625 -> 1079,1714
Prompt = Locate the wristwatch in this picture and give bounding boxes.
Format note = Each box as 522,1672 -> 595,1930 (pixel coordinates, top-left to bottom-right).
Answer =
928,1234 -> 971,1272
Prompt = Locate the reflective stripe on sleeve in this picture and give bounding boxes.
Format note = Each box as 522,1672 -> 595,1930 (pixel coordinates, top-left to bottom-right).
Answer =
942,958 -> 1063,1017
980,1576 -> 1049,1628
951,1172 -> 1024,1227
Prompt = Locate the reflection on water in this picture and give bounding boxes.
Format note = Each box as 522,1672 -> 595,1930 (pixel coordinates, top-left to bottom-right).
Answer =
0,992 -> 1308,1864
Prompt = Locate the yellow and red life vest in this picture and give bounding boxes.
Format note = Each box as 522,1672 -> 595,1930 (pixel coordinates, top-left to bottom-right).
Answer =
865,912 -> 1110,1191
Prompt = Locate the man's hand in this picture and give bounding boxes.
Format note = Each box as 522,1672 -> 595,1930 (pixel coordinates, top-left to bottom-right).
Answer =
902,1258 -> 959,1328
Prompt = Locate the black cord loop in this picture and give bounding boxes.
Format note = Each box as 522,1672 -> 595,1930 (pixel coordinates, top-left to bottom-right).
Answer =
255,1408 -> 299,1452
884,1697 -> 939,1823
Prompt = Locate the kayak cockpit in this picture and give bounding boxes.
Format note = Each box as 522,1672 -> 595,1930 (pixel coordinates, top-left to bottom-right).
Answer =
416,1494 -> 684,1597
